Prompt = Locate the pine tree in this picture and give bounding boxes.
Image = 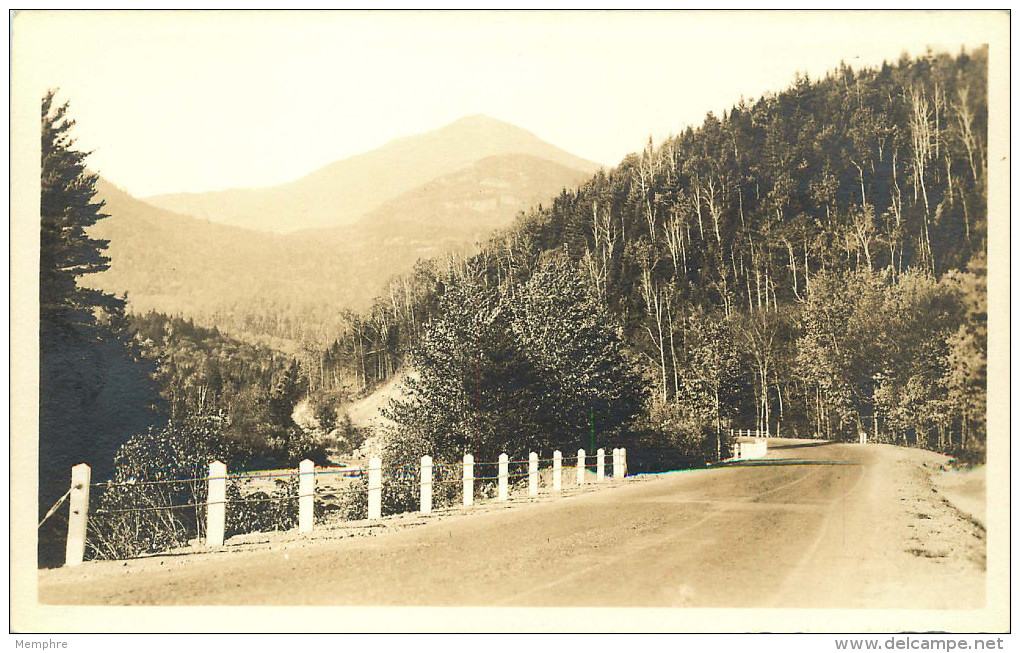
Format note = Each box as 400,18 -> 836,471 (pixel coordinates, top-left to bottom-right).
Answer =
38,91 -> 160,566
40,89 -> 122,334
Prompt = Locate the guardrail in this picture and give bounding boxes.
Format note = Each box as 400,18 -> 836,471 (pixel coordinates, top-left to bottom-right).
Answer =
729,428 -> 771,439
46,447 -> 629,567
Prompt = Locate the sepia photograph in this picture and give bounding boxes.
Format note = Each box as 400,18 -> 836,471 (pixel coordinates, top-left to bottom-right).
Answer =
9,8 -> 1010,638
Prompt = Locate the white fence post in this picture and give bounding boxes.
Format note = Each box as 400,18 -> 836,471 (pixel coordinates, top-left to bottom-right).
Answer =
299,459 -> 314,533
207,460 -> 226,547
367,457 -> 382,520
733,442 -> 741,460
621,447 -> 628,477
528,452 -> 538,496
498,453 -> 509,501
420,455 -> 432,515
611,448 -> 620,479
553,450 -> 562,492
64,463 -> 91,567
596,448 -> 605,483
462,454 -> 474,507
576,449 -> 585,486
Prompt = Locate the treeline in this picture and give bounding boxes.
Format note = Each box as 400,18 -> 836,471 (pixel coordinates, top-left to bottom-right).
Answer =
328,48 -> 988,459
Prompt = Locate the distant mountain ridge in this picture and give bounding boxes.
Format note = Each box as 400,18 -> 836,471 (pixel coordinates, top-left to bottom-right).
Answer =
85,118 -> 600,346
145,115 -> 601,234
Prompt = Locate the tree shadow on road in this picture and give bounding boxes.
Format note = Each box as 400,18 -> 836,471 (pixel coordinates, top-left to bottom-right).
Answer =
723,459 -> 860,468
767,441 -> 836,451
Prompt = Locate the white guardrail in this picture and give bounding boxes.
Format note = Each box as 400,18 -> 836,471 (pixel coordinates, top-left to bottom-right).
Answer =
48,447 -> 629,567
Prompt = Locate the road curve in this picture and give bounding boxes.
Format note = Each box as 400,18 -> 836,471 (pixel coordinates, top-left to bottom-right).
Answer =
38,439 -> 985,608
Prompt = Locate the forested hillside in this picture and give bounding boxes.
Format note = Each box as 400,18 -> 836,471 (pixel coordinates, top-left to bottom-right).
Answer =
333,48 -> 988,460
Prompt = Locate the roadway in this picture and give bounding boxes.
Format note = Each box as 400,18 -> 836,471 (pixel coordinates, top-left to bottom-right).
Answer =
37,439 -> 985,608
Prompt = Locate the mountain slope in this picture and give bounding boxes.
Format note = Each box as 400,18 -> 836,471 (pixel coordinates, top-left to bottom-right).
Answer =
145,115 -> 602,234
361,152 -> 592,232
88,178 -> 374,346
88,178 -> 280,311
86,146 -> 597,346
299,152 -> 595,262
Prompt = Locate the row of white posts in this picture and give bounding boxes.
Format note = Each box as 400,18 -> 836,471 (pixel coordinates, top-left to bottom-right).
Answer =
729,428 -> 771,439
732,439 -> 768,460
60,447 -> 627,567
393,447 -> 627,518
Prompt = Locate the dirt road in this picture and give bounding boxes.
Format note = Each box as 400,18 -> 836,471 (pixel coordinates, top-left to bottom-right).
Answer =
37,439 -> 985,607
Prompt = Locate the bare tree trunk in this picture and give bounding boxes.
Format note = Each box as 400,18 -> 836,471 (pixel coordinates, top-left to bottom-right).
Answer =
785,239 -> 801,300
954,84 -> 981,183
738,187 -> 746,230
909,86 -> 935,272
638,138 -> 658,241
776,381 -> 784,427
692,174 -> 706,241
755,267 -> 763,312
803,236 -> 811,294
667,302 -> 680,401
706,177 -> 723,246
640,266 -> 669,405
664,209 -> 686,279
961,192 -> 971,246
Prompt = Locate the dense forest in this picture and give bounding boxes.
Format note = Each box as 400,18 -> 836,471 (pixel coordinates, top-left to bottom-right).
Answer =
321,48 -> 988,461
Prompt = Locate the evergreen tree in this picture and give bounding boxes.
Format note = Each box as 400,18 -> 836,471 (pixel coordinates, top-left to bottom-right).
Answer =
511,258 -> 644,450
385,259 -> 642,464
40,90 -> 122,332
38,91 -> 161,566
384,271 -> 550,463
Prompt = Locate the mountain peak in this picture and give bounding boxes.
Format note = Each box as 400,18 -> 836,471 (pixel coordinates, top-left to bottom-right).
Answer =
446,114 -> 515,128
146,115 -> 600,233
432,114 -> 541,140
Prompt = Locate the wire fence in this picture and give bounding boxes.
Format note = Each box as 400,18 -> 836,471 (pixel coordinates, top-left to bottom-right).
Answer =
38,489 -> 71,529
90,475 -> 214,488
50,447 -> 631,567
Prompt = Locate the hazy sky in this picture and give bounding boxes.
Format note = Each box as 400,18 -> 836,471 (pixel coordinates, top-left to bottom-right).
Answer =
14,10 -> 1003,198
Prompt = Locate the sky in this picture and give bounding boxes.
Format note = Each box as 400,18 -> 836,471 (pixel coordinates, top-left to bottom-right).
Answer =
13,10 -> 1005,198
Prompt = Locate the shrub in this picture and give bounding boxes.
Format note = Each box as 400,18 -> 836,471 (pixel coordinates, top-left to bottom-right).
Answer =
280,426 -> 330,465
311,397 -> 338,433
624,403 -> 713,474
226,475 -> 300,537
335,412 -> 369,457
334,475 -> 368,521
87,417 -> 234,560
86,417 -> 318,560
